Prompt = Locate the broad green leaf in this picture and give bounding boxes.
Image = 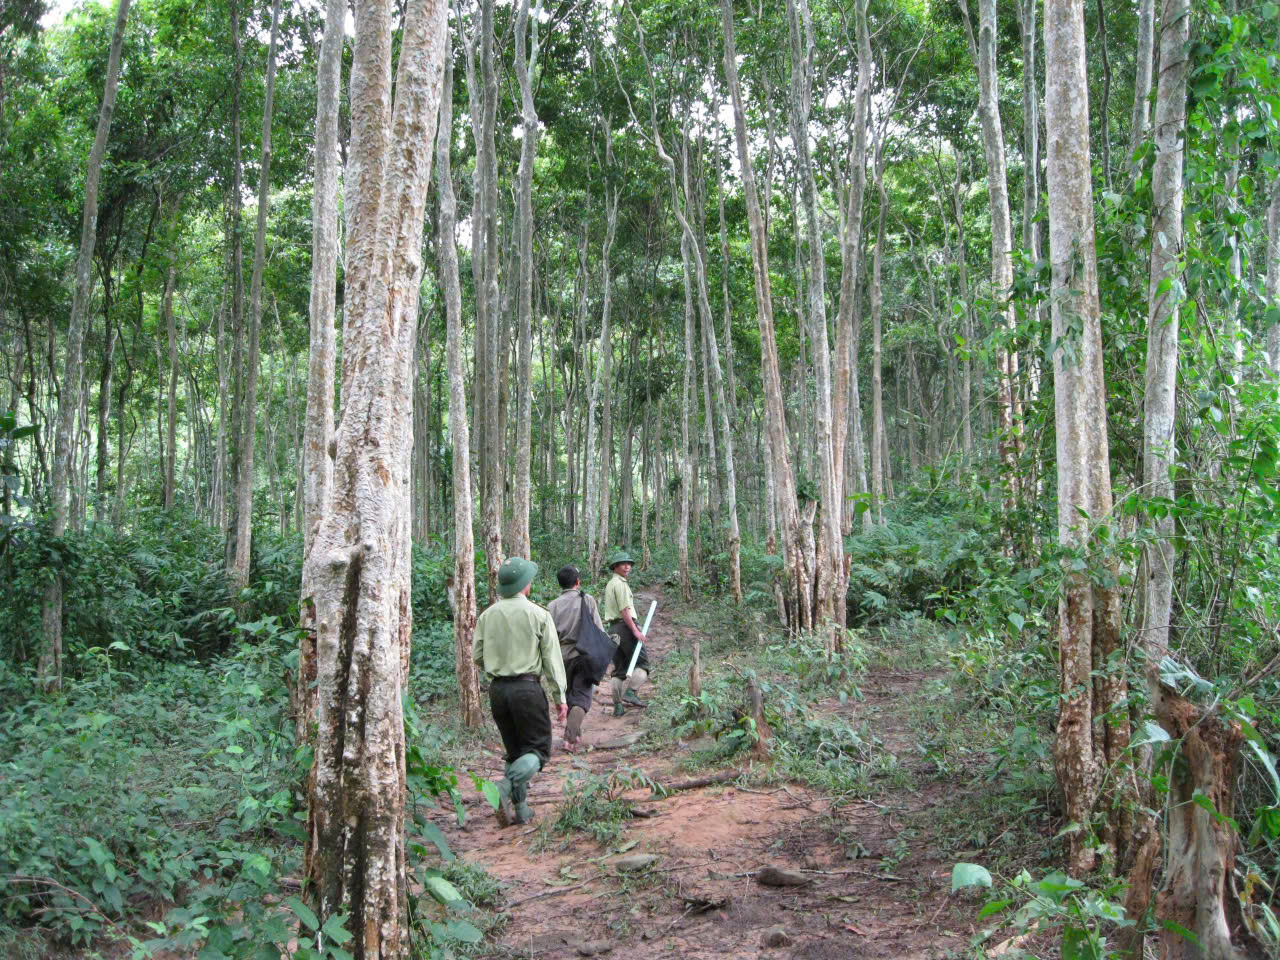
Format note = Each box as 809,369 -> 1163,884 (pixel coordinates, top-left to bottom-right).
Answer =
425,875 -> 463,906
977,898 -> 1012,918
288,896 -> 319,931
421,821 -> 455,862
320,912 -> 353,945
480,780 -> 500,811
445,918 -> 484,943
951,862 -> 992,892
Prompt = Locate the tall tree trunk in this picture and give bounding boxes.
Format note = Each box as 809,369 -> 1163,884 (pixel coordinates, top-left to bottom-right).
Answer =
303,0 -> 448,955
509,0 -> 540,558
678,230 -> 695,603
787,0 -> 843,633
163,258 -> 178,510
721,0 -> 807,629
39,0 -> 133,692
585,132 -> 618,573
298,0 -> 344,747
96,312 -> 118,517
1135,1 -> 1246,955
869,152 -> 887,526
230,0 -> 281,600
226,0 -> 246,570
960,0 -> 1019,497
1128,0 -> 1156,174
437,51 -> 482,729
1044,0 -> 1131,879
835,0 -> 871,539
1017,0 -> 1043,406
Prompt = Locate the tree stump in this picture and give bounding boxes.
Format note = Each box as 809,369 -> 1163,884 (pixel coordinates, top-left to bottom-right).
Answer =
747,675 -> 774,760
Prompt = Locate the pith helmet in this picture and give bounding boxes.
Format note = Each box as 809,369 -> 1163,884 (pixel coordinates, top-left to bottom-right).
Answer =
607,549 -> 637,570
497,557 -> 538,598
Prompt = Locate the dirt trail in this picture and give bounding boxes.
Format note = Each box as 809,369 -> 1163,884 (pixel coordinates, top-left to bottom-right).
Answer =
426,588 -> 972,959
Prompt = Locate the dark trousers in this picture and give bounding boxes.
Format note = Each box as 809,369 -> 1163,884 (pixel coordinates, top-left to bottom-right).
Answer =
564,656 -> 596,713
610,620 -> 651,677
489,675 -> 552,768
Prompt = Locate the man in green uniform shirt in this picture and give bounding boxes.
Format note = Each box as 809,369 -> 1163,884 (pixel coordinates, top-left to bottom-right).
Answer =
472,557 -> 568,826
603,550 -> 650,716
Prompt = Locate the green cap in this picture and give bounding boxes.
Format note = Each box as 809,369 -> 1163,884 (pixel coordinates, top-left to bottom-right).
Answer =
606,549 -> 637,570
497,557 -> 538,598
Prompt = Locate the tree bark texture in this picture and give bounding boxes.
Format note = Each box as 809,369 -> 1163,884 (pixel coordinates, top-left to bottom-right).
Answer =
40,0 -> 133,691
436,51 -> 482,730
163,259 -> 178,510
721,0 -> 808,630
787,0 -> 844,634
960,0 -> 1019,497
298,0 -> 345,749
302,0 -> 448,956
1141,0 -> 1188,676
1044,0 -> 1125,877
230,0 -> 282,601
510,0 -> 540,559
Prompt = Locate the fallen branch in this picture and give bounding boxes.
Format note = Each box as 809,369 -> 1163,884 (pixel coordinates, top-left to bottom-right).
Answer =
506,881 -> 591,908
652,770 -> 742,795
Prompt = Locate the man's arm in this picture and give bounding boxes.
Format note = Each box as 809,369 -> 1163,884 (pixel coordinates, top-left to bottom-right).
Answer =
539,614 -> 568,717
471,619 -> 484,668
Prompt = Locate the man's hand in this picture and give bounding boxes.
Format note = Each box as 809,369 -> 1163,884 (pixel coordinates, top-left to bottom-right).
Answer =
557,703 -> 568,724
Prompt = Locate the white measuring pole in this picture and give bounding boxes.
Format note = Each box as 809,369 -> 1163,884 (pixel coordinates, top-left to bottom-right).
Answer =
625,601 -> 657,678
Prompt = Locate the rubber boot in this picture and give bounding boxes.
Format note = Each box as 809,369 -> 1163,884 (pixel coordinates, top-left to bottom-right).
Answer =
494,763 -> 516,828
623,668 -> 649,708
610,677 -> 626,717
508,752 -> 541,824
565,706 -> 586,747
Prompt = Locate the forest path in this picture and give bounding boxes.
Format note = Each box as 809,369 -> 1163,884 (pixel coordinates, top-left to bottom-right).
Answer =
425,587 -> 974,959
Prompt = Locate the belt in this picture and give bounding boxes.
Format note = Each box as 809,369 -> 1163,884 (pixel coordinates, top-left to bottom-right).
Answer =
491,673 -> 539,683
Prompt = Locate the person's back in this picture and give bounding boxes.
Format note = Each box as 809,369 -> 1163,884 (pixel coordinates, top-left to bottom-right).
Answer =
547,565 -> 605,751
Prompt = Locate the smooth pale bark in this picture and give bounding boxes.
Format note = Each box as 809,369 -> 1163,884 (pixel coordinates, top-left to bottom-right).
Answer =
787,0 -> 843,633
1044,0 -> 1131,879
437,53 -> 482,730
479,0 -> 502,602
951,156 -> 975,459
509,0 -> 540,558
869,151 -> 887,526
230,0 -> 281,600
585,132 -> 618,573
302,0 -> 448,956
721,0 -> 808,630
959,0 -> 1019,491
1141,0 -> 1186,673
678,231 -> 695,603
225,0 -> 245,566
297,0 -> 344,749
163,260 -> 178,510
1017,0 -> 1043,406
1139,1 -> 1245,955
304,0 -> 344,554
834,0 -> 871,539
96,311 -> 117,516
1129,0 -> 1156,173
714,134 -> 738,421
39,0 -> 132,691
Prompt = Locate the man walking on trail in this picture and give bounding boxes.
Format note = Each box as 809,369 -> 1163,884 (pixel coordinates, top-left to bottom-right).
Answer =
472,557 -> 568,826
604,550 -> 650,716
546,564 -> 606,751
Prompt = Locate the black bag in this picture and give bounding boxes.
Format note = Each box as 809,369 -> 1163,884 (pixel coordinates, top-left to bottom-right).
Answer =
574,591 -> 616,685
